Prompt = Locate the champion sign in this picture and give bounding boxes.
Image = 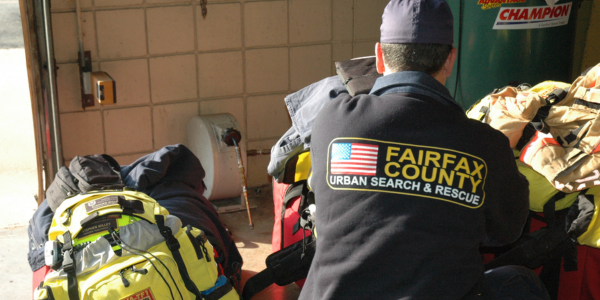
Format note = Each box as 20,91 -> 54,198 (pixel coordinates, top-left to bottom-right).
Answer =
493,2 -> 572,30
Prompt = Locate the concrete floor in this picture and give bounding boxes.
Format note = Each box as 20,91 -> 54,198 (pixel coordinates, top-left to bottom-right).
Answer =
0,48 -> 41,299
0,0 -> 24,49
0,227 -> 31,299
0,48 -> 38,230
220,185 -> 302,300
0,5 -> 53,295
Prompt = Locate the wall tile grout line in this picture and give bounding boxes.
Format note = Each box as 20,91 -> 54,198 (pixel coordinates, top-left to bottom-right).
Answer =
52,1 -> 208,14
57,83 -> 324,115
91,0 -> 109,157
351,0 -> 355,58
54,39 -> 358,65
286,0 -> 291,96
330,0 -> 334,75
352,0 -> 355,54
58,88 -> 305,115
241,0 -> 249,150
193,1 -> 200,122
143,0 -> 157,152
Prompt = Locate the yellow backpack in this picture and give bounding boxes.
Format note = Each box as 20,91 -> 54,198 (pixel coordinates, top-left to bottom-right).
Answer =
567,186 -> 600,248
34,189 -> 239,300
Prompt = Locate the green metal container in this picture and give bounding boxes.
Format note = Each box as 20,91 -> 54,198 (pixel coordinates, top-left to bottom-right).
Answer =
445,0 -> 582,109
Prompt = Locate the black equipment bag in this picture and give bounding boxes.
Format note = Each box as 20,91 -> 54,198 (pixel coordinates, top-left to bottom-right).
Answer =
242,236 -> 316,300
335,56 -> 382,96
46,154 -> 124,212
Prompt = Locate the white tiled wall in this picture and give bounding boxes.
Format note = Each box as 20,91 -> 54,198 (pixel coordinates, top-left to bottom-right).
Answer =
197,51 -> 244,97
52,0 -> 388,187
197,3 -> 242,51
244,1 -> 287,47
149,54 -> 198,102
245,47 -> 289,93
96,9 -> 147,59
103,106 -> 153,154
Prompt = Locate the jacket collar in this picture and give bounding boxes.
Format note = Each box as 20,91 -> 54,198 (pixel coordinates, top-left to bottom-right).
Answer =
369,71 -> 464,113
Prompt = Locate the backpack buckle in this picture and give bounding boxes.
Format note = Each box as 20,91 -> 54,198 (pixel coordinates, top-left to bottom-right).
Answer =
45,240 -> 64,270
62,249 -> 75,273
160,227 -> 181,251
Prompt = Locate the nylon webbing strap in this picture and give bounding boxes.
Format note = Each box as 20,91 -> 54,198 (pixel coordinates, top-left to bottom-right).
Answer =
205,235 -> 225,265
292,183 -> 310,236
155,215 -> 203,299
282,182 -> 305,208
539,192 -> 577,300
185,225 -> 204,260
241,268 -> 275,300
80,212 -> 99,227
542,192 -> 564,229
563,124 -> 587,144
574,98 -> 600,110
546,88 -> 567,105
62,232 -> 80,300
43,286 -> 56,300
484,193 -> 569,271
242,237 -> 315,299
118,197 -> 145,215
281,181 -> 306,249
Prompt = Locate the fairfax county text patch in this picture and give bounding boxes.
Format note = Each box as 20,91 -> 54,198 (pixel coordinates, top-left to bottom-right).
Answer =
327,138 -> 487,208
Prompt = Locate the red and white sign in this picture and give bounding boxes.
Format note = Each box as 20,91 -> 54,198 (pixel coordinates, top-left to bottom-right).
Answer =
120,288 -> 156,300
493,2 -> 572,30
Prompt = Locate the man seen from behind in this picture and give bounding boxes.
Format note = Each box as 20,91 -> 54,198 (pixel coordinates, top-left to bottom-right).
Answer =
299,0 -> 550,299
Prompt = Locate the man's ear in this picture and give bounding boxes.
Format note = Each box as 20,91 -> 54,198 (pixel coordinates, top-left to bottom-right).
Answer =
443,47 -> 457,78
375,43 -> 385,74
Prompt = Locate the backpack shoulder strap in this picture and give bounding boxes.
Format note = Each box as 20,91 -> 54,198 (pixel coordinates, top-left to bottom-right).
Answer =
242,237 -> 316,300
484,192 -> 573,271
484,191 -> 579,300
61,231 -> 80,300
155,215 -> 203,299
280,181 -> 308,249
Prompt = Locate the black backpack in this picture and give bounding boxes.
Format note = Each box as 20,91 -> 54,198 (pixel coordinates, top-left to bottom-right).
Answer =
45,154 -> 123,212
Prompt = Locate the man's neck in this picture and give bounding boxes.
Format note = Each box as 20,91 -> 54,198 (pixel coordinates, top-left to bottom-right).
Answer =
384,69 -> 445,85
432,71 -> 446,85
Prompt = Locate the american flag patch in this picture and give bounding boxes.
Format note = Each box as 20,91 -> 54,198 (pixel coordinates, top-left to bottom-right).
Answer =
330,143 -> 379,176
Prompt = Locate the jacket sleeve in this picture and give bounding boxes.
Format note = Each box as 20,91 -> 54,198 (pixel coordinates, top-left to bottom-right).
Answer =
482,133 -> 530,247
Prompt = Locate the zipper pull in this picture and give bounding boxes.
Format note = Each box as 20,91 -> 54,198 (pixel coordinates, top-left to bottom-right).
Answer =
132,266 -> 148,275
60,208 -> 72,225
119,268 -> 130,287
198,233 -> 211,262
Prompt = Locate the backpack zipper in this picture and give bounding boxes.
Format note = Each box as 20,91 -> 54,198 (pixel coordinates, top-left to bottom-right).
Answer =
118,268 -> 130,287
186,225 -> 211,262
60,208 -> 72,225
198,231 -> 210,262
119,266 -> 148,288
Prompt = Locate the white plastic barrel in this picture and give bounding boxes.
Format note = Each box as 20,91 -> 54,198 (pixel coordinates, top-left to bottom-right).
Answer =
185,114 -> 246,201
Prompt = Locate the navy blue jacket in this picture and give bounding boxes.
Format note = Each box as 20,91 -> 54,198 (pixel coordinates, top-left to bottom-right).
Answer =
300,72 -> 529,300
121,144 -> 242,277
